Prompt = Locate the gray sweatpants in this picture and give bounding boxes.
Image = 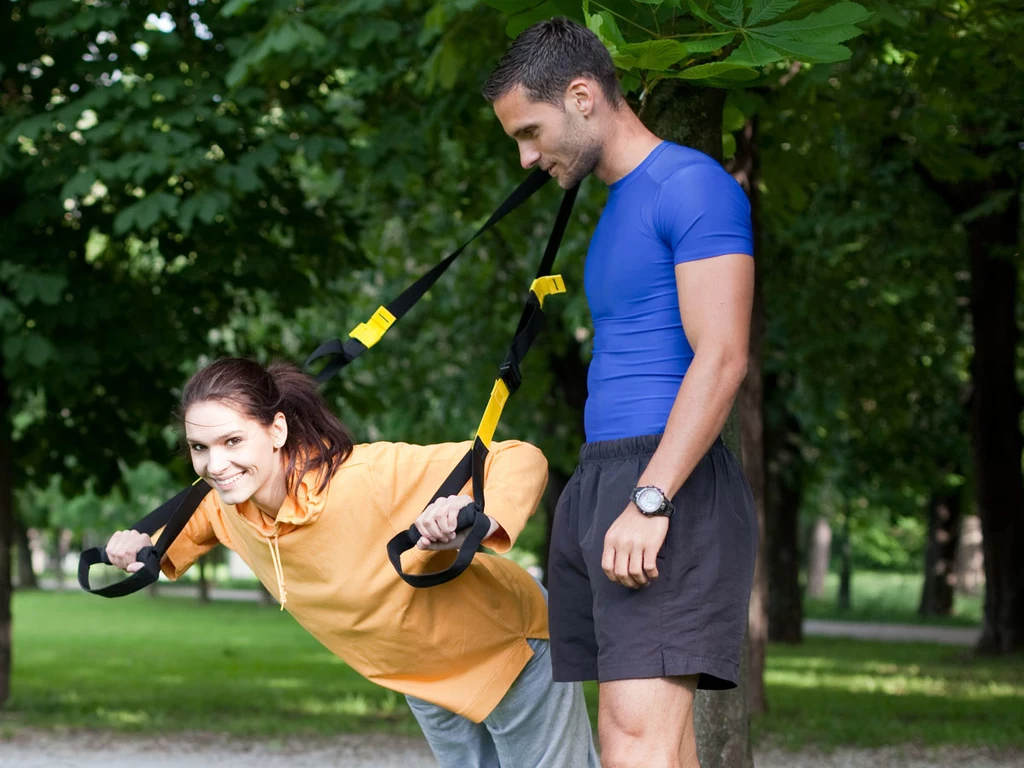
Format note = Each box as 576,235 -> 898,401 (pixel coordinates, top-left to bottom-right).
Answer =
405,637 -> 599,768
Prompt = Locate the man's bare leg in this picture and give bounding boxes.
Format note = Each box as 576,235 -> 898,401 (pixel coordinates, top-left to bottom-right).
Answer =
598,675 -> 700,768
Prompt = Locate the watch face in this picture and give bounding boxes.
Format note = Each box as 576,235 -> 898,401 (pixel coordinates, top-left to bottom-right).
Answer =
637,487 -> 663,513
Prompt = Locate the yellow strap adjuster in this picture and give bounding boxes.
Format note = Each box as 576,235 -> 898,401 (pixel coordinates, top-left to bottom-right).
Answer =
349,306 -> 396,349
530,275 -> 565,308
475,378 -> 510,448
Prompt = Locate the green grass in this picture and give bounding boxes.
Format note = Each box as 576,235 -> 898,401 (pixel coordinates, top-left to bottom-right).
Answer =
803,571 -> 983,627
6,591 -> 1020,750
758,637 -> 1024,750
7,591 -> 417,737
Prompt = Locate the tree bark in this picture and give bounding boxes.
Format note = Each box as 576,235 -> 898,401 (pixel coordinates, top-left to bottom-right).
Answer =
915,170 -> 1024,655
837,511 -> 852,613
0,360 -> 12,708
13,512 -> 38,590
641,79 -> 752,768
966,186 -> 1024,654
728,118 -> 767,716
806,517 -> 832,599
919,487 -> 962,617
197,554 -> 211,603
765,399 -> 803,643
954,515 -> 984,597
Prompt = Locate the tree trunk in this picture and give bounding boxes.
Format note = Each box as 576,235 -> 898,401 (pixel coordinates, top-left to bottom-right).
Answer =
50,530 -> 69,590
197,554 -> 210,603
696,407 -> 754,768
641,79 -> 751,767
542,467 -> 571,588
965,187 -> 1024,654
807,517 -> 832,599
919,487 -> 962,617
837,512 -> 852,613
765,398 -> 803,643
0,362 -> 12,708
728,118 -> 767,716
13,512 -> 38,590
955,515 -> 984,597
916,171 -> 1024,655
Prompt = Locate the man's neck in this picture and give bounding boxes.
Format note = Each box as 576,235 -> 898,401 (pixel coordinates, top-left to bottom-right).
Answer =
594,113 -> 664,186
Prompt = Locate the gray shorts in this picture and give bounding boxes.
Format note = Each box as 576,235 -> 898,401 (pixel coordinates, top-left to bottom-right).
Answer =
548,434 -> 758,689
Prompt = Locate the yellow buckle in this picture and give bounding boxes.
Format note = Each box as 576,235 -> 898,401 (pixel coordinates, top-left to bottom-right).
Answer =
475,379 -> 510,448
349,306 -> 396,349
530,275 -> 566,308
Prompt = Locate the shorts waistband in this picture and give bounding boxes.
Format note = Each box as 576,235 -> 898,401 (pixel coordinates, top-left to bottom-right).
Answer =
579,433 -> 725,464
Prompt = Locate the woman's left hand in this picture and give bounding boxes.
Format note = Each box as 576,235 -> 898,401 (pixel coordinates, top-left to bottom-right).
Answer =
414,494 -> 498,550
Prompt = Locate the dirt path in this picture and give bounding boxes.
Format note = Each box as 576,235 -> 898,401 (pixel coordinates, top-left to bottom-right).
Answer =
1,730 -> 1019,768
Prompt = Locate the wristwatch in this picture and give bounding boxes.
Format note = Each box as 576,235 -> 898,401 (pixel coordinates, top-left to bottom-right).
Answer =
630,485 -> 675,517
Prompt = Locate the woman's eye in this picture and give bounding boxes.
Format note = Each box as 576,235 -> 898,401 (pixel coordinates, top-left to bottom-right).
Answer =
190,444 -> 205,452
227,437 -> 242,446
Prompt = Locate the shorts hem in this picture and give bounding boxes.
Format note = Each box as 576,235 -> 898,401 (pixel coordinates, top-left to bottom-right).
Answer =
596,652 -> 739,690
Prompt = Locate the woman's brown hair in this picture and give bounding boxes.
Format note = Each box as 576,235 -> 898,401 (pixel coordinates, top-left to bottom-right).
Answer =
179,358 -> 353,494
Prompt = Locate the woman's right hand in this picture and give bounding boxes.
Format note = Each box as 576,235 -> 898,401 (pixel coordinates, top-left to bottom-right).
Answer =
105,530 -> 154,573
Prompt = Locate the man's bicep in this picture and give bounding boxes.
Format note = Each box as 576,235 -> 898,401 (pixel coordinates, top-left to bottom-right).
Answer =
675,254 -> 754,354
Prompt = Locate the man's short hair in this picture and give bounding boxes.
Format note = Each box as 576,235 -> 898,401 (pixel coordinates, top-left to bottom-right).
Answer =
482,17 -> 624,109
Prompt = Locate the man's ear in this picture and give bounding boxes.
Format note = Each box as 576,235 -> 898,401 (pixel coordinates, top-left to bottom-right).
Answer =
565,78 -> 596,117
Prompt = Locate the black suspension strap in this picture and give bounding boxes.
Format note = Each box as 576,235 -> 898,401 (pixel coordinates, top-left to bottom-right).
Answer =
304,169 -> 553,383
77,479 -> 212,597
77,170 -> 571,598
386,183 -> 579,588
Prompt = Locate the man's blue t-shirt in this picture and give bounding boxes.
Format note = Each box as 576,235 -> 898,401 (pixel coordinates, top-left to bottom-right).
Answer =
583,141 -> 753,442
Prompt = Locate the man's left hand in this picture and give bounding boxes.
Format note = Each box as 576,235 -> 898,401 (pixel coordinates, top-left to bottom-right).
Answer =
602,505 -> 669,589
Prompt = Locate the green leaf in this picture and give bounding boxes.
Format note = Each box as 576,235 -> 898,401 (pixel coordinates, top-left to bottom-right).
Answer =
27,0 -> 67,20
485,0 -> 540,13
351,19 -> 401,50
752,31 -> 852,62
113,193 -> 180,235
726,35 -> 785,66
687,0 -> 731,32
679,61 -> 760,82
23,334 -> 55,368
436,45 -> 465,90
59,172 -> 96,201
746,0 -> 799,26
220,0 -> 258,17
586,11 -> 626,48
13,272 -> 67,306
755,2 -> 871,43
506,1 -> 559,38
614,40 -> 691,71
722,132 -> 737,159
678,33 -> 736,54
722,105 -> 746,132
178,191 -> 231,233
713,0 -> 745,26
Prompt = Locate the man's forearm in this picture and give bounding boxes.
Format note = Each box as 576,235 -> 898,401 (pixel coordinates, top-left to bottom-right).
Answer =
636,348 -> 747,499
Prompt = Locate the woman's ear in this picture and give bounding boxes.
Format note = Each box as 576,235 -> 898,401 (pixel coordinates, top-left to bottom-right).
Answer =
271,412 -> 288,450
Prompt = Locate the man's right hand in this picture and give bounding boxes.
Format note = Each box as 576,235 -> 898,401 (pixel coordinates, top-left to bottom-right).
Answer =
105,530 -> 154,573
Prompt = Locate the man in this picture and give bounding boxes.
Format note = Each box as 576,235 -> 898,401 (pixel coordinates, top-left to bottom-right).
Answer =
483,18 -> 758,768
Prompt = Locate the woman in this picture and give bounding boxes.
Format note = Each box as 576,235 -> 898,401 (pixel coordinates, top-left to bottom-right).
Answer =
105,357 -> 598,768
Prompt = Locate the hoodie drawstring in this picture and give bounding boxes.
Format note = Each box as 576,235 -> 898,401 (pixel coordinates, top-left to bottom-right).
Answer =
266,533 -> 288,610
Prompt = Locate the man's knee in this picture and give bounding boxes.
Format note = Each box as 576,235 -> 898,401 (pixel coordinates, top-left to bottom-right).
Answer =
597,676 -> 698,768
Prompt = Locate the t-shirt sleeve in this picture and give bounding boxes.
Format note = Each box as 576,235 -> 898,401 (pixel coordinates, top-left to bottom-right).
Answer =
655,161 -> 753,264
159,492 -> 221,580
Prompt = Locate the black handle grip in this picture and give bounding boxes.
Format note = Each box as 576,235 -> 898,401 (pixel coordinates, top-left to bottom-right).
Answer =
78,544 -> 162,598
402,502 -> 479,545
387,501 -> 490,588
